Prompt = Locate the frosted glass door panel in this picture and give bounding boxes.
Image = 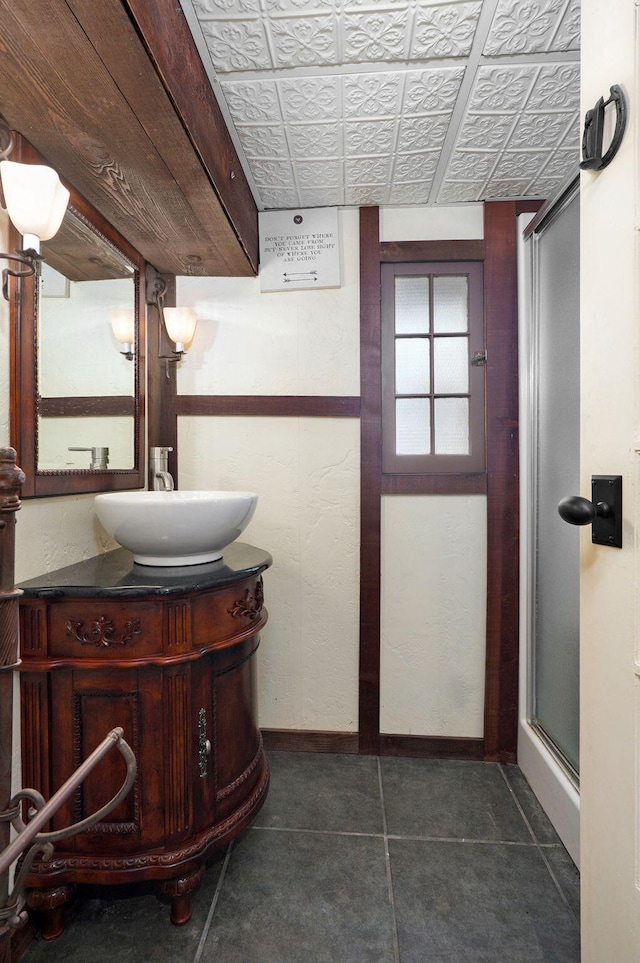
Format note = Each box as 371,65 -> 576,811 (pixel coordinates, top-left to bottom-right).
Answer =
396,339 -> 430,394
396,399 -> 431,454
434,338 -> 469,393
533,189 -> 580,774
395,276 -> 430,333
433,276 -> 468,332
435,398 -> 468,454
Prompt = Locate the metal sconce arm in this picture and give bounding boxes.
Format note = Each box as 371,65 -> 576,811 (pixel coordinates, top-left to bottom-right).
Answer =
1,250 -> 41,301
145,264 -> 188,378
0,121 -> 37,301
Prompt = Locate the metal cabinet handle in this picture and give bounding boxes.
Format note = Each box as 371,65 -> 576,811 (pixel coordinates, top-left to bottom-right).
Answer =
198,708 -> 210,778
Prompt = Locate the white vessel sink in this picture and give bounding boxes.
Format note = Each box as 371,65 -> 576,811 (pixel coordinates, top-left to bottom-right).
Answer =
94,490 -> 258,566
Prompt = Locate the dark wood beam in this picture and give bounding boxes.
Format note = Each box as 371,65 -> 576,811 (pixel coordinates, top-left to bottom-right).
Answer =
483,202 -> 520,763
380,239 -> 485,262
121,0 -> 258,272
176,396 -> 360,418
358,207 -> 383,756
0,0 -> 256,277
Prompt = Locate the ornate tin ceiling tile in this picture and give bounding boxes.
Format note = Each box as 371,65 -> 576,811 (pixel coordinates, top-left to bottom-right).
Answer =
484,0 -> 568,56
412,2 -> 483,59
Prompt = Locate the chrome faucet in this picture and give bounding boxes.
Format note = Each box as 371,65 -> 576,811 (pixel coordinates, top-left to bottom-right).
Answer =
68,446 -> 109,470
150,446 -> 174,491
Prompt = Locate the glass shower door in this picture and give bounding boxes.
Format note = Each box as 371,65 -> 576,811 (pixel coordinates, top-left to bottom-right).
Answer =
530,181 -> 580,776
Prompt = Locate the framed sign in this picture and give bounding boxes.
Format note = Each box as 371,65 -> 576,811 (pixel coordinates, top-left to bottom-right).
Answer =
259,207 -> 340,292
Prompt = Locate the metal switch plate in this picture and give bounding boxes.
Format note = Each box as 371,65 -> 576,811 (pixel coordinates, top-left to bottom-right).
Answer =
591,475 -> 622,548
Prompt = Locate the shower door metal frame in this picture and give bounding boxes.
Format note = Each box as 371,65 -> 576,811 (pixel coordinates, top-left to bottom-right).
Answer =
517,176 -> 581,866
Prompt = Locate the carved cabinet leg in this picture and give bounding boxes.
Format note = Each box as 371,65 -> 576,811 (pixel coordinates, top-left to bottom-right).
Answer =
157,864 -> 205,925
27,884 -> 75,940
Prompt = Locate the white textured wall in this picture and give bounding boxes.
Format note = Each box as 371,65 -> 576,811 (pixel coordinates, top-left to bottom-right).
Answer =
14,496 -> 117,583
179,416 -> 360,730
176,207 -> 360,396
380,204 -> 484,242
380,495 -> 487,736
176,209 -> 361,731
174,203 -> 488,737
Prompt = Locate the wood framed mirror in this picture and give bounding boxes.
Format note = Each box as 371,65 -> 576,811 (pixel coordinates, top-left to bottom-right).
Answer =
9,136 -> 145,497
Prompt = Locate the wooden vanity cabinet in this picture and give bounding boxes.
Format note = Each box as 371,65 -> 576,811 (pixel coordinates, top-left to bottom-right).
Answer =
18,545 -> 271,937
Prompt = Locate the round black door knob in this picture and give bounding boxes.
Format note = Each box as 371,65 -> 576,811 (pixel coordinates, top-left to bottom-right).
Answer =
558,495 -> 611,526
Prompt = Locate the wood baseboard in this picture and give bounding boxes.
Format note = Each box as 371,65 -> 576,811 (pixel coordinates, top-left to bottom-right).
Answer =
379,734 -> 485,760
261,729 -> 360,753
261,729 -> 484,760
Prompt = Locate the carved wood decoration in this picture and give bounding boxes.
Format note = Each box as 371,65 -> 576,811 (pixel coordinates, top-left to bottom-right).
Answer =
228,578 -> 264,621
66,617 -> 142,648
0,0 -> 257,277
165,671 -> 191,841
164,603 -> 191,652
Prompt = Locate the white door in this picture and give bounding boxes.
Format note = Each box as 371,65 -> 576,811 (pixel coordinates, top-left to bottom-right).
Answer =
580,0 -> 640,958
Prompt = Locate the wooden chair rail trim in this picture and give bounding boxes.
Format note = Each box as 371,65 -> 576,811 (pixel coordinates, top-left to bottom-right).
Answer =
176,395 -> 361,418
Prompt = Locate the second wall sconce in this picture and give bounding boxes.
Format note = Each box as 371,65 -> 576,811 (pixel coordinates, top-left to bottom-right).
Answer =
0,115 -> 70,300
145,265 -> 199,375
110,308 -> 135,360
163,306 -> 198,357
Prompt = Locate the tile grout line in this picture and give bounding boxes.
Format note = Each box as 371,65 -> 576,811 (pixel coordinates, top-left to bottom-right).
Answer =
378,757 -> 401,963
498,765 -> 580,931
193,841 -> 235,963
250,822 -> 550,847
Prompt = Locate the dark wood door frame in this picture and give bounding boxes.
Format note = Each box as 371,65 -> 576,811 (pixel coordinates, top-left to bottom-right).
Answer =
358,202 -> 539,762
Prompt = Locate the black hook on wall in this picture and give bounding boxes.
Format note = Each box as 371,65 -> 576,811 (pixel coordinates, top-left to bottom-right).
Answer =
580,85 -> 627,172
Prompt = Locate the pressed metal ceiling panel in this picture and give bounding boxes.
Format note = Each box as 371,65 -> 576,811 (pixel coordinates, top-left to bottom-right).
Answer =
180,0 -> 580,209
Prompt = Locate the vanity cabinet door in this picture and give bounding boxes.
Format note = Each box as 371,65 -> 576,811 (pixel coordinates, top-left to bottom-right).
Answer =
190,634 -> 263,837
44,666 -> 165,857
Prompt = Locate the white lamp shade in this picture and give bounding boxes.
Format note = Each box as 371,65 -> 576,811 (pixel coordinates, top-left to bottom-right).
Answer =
163,307 -> 198,350
110,308 -> 135,346
0,160 -> 70,242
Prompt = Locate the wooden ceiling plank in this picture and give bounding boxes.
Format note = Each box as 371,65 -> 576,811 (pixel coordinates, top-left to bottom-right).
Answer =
65,0 -> 257,275
0,0 -> 254,276
121,0 -> 258,272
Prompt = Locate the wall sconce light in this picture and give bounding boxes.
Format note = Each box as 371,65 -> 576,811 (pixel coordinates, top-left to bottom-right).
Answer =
144,265 -> 199,377
110,308 -> 135,360
162,306 -> 198,358
0,116 -> 70,300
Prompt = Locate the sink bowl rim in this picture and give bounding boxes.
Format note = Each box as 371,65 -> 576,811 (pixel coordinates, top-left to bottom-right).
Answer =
94,489 -> 259,567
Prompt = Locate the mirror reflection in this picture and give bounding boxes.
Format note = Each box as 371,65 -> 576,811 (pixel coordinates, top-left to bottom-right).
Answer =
37,208 -> 137,472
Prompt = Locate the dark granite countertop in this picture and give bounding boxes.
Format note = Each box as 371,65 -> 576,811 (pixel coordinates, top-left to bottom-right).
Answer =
18,542 -> 273,599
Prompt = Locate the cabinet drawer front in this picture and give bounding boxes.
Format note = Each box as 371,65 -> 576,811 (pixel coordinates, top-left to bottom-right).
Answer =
192,577 -> 265,647
49,601 -> 163,659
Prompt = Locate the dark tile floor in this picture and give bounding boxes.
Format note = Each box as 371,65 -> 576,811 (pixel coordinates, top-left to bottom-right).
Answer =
21,752 -> 580,963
